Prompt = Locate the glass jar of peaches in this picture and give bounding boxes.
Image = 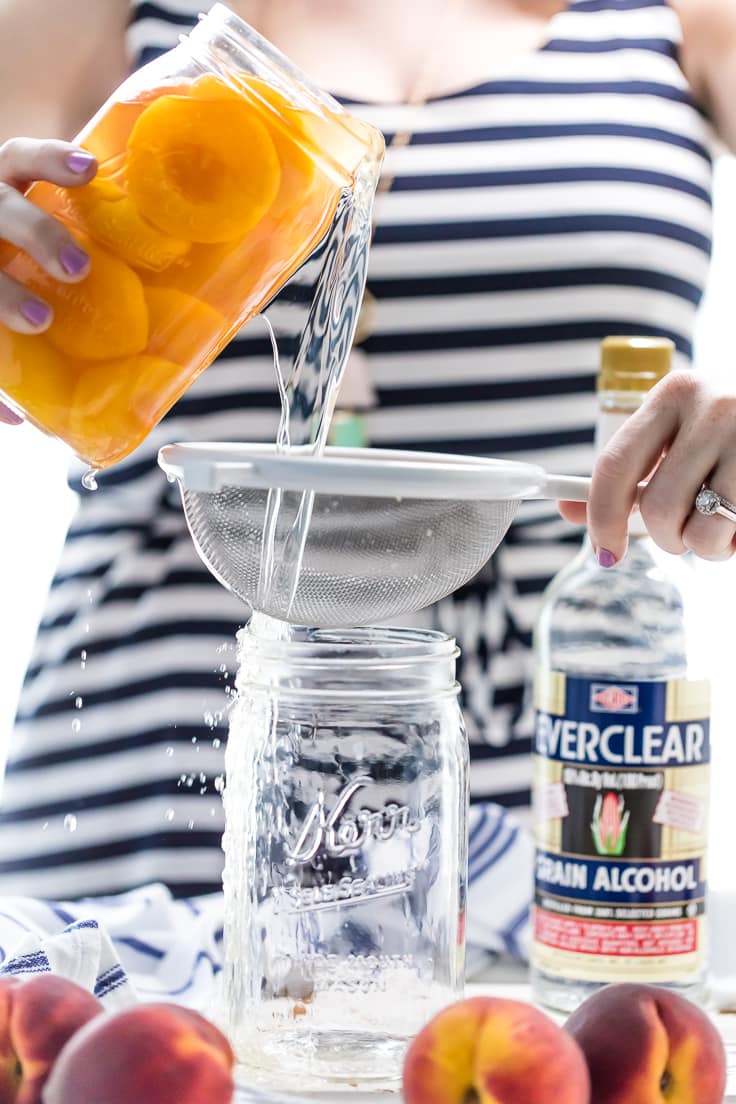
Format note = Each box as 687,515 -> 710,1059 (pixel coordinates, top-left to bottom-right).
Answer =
0,3 -> 383,468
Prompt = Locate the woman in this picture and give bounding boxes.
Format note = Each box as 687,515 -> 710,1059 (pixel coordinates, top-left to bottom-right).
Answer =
0,0 -> 734,960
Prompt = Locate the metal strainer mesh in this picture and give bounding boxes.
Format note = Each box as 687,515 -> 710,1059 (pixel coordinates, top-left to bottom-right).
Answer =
180,484 -> 519,626
160,443 -> 590,627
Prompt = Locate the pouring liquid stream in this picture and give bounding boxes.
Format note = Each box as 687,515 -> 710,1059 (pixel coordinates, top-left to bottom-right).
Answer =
255,161 -> 378,621
221,153 -> 381,1073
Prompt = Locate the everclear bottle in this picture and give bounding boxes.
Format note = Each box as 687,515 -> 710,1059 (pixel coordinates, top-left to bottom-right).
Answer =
531,337 -> 710,1012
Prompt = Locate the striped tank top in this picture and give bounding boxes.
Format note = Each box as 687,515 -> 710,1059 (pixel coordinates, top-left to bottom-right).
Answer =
0,0 -> 714,946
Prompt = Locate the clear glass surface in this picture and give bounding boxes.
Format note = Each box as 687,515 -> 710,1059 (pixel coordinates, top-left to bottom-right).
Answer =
0,3 -> 382,468
221,617 -> 468,1089
532,533 -> 709,1011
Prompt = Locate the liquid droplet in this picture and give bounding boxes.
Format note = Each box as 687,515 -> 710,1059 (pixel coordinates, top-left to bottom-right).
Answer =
63,814 -> 78,833
165,746 -> 174,757
164,808 -> 175,822
74,696 -> 83,710
203,711 -> 216,729
214,775 -> 225,794
199,772 -> 207,784
187,819 -> 195,831
212,737 -> 221,749
71,719 -> 81,734
81,469 -> 99,492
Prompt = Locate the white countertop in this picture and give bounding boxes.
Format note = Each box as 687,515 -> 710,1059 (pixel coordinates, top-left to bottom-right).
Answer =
236,972 -> 736,1103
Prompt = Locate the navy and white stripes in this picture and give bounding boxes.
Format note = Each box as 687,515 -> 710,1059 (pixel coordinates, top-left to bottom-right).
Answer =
0,0 -> 715,948
0,885 -> 365,1099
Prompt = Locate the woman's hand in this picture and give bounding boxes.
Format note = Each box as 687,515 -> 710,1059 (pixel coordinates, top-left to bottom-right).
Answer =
559,373 -> 736,565
0,137 -> 97,424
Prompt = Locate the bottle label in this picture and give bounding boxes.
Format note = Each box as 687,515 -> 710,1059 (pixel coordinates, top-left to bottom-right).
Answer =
532,672 -> 710,983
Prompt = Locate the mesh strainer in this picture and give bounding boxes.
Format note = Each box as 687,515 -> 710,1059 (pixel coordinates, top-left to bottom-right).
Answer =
158,443 -> 590,626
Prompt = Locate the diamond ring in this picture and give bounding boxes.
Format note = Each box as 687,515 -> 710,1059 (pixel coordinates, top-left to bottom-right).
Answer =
695,485 -> 736,525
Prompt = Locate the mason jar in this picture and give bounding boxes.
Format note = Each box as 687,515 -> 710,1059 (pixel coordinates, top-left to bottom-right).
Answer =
0,3 -> 382,469
221,615 -> 468,1089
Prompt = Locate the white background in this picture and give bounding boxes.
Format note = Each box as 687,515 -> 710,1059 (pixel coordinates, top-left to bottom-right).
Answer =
0,157 -> 734,887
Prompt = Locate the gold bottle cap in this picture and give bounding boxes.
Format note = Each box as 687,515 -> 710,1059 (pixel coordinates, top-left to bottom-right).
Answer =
597,336 -> 674,392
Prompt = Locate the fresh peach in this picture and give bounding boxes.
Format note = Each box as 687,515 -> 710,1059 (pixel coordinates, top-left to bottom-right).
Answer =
0,974 -> 103,1104
42,1003 -> 234,1104
403,996 -> 590,1104
565,983 -> 726,1104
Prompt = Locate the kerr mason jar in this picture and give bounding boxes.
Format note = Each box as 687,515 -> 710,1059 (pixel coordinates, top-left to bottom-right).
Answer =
221,615 -> 468,1089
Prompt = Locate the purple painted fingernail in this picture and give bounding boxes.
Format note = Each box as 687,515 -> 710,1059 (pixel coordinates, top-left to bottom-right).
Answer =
66,150 -> 96,174
20,298 -> 51,327
0,402 -> 23,425
60,243 -> 89,276
596,547 -> 617,569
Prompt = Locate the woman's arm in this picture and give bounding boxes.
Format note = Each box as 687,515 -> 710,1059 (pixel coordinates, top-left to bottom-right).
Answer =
673,0 -> 736,153
0,0 -> 130,142
560,1 -> 736,563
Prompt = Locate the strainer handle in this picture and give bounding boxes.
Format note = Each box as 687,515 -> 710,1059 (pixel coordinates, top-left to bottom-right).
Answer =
532,474 -> 591,501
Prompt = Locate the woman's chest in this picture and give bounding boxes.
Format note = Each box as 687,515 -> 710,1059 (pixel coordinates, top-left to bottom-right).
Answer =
237,0 -> 570,104
128,0 -> 570,103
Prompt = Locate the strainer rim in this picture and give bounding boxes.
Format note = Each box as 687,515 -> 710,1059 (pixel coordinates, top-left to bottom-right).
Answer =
158,442 -> 549,501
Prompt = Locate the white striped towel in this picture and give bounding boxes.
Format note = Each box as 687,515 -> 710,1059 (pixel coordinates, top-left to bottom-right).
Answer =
0,805 -> 534,1098
0,886 -> 304,1102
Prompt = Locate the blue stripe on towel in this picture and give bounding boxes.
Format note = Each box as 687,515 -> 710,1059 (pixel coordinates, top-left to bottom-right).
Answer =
0,950 -> 51,975
94,965 -> 129,999
0,911 -> 33,935
63,919 -> 99,933
469,814 -> 507,870
49,904 -> 75,924
137,949 -> 221,998
469,825 -> 520,885
115,935 -> 166,960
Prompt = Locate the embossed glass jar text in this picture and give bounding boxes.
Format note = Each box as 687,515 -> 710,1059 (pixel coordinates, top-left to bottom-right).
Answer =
221,616 -> 468,1088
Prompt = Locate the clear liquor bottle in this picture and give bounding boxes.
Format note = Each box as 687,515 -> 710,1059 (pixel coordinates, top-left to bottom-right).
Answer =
531,337 -> 711,1012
